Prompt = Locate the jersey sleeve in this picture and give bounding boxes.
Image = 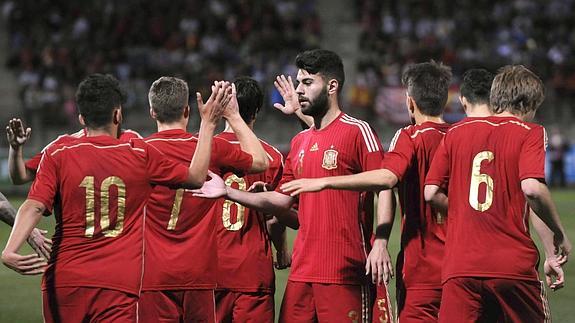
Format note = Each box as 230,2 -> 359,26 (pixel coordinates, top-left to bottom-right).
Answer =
25,151 -> 43,171
518,126 -> 546,181
425,137 -> 450,188
134,140 -> 190,186
27,150 -> 59,212
381,129 -> 414,181
267,152 -> 284,190
212,138 -> 254,176
356,125 -> 384,171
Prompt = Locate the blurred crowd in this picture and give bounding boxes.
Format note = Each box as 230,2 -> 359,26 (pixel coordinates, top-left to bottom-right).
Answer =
350,0 -> 575,123
2,0 -> 321,126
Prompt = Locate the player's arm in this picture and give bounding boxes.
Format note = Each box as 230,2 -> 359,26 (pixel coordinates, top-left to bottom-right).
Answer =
223,83 -> 268,173
1,199 -> 48,275
424,185 -> 448,215
280,169 -> 398,196
193,171 -> 295,216
521,178 -> 571,258
274,75 -> 314,127
6,119 -> 35,184
531,210 -> 568,291
185,82 -> 232,188
266,216 -> 291,269
0,192 -> 52,259
366,189 -> 395,285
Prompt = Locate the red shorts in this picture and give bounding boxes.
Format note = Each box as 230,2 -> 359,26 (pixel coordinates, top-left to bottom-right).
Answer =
372,283 -> 394,323
396,287 -> 441,323
42,287 -> 137,323
215,290 -> 274,322
279,281 -> 374,323
439,277 -> 550,323
139,290 -> 215,323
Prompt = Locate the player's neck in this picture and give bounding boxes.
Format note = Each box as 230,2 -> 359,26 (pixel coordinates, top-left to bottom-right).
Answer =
223,120 -> 254,133
314,104 -> 341,130
156,120 -> 187,132
466,104 -> 492,118
85,126 -> 117,137
494,111 -> 522,120
415,114 -> 444,125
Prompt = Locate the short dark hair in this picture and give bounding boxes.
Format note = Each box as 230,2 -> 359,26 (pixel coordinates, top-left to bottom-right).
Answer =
401,61 -> 452,116
234,76 -> 263,123
460,69 -> 494,105
490,65 -> 545,115
148,77 -> 189,123
76,74 -> 126,128
295,49 -> 345,93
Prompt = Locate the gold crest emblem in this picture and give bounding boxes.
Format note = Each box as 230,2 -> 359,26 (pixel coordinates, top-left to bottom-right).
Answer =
322,147 -> 338,170
310,142 -> 318,151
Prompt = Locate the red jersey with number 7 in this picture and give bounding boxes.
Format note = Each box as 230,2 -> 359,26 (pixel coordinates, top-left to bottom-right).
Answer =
425,116 -> 546,283
28,136 -> 190,295
142,129 -> 253,290
382,121 -> 450,290
214,132 -> 283,293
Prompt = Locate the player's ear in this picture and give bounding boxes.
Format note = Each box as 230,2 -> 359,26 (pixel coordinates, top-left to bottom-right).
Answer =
327,79 -> 338,96
406,95 -> 416,114
183,105 -> 190,119
112,108 -> 122,125
149,107 -> 157,120
459,96 -> 467,111
78,114 -> 86,126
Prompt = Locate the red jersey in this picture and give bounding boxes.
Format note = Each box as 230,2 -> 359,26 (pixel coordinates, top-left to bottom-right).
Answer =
214,132 -> 284,293
142,129 -> 253,290
28,136 -> 189,295
278,113 -> 384,285
425,116 -> 546,283
25,128 -> 141,171
382,122 -> 450,290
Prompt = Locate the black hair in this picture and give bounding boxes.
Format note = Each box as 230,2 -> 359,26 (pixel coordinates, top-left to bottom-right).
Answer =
76,74 -> 126,128
401,61 -> 452,116
295,49 -> 345,93
234,76 -> 263,124
460,69 -> 494,105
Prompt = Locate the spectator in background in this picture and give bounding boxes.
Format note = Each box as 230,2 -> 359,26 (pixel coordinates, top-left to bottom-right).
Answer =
548,126 -> 570,188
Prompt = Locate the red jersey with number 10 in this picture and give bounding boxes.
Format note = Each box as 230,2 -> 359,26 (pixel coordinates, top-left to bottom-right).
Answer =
28,136 -> 190,295
425,116 -> 546,283
142,129 -> 253,290
382,122 -> 450,290
278,113 -> 384,285
214,132 -> 284,293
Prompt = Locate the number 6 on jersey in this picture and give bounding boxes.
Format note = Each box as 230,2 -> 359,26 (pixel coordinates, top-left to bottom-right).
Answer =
469,151 -> 494,212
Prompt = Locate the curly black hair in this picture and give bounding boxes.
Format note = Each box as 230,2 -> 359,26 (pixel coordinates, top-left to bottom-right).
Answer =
76,74 -> 126,128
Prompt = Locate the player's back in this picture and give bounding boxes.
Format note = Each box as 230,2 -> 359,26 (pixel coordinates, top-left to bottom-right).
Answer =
31,135 -> 175,295
143,129 -> 254,290
439,116 -> 544,282
215,133 -> 283,292
386,121 -> 450,289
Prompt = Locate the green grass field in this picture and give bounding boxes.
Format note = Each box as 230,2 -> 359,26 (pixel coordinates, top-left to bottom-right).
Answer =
0,190 -> 574,322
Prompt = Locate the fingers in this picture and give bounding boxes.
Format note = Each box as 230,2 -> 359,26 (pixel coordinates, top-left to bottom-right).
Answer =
196,92 -> 204,108
377,259 -> 385,285
25,127 -> 32,140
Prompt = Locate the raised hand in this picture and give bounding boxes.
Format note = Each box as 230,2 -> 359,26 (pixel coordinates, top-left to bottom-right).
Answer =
27,228 -> 52,260
6,118 -> 31,149
1,251 -> 47,275
223,83 -> 240,120
191,170 -> 227,199
544,257 -> 565,291
280,178 -> 328,196
365,239 -> 394,285
196,81 -> 231,125
274,75 -> 301,115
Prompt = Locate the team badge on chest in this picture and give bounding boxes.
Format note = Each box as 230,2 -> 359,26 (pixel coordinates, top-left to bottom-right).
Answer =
322,146 -> 338,170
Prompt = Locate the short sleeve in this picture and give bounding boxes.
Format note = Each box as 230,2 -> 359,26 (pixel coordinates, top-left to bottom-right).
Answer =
25,151 -> 43,172
267,152 -> 284,190
212,139 -> 254,176
27,150 -> 59,212
356,125 -> 384,172
425,137 -> 450,188
381,129 -> 414,181
519,126 -> 546,181
135,140 -> 189,185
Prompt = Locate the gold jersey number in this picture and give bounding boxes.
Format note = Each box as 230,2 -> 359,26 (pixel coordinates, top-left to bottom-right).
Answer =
469,151 -> 494,212
222,174 -> 247,231
79,176 -> 126,238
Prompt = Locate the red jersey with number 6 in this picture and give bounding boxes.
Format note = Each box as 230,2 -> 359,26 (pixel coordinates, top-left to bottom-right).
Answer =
214,132 -> 283,293
278,113 -> 384,285
142,129 -> 253,290
383,122 -> 450,290
28,136 -> 190,295
425,116 -> 546,283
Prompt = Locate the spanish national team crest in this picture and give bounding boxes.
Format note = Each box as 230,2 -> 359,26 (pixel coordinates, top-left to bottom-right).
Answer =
322,146 -> 338,170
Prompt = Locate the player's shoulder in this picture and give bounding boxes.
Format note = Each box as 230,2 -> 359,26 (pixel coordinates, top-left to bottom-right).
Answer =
338,113 -> 377,134
409,122 -> 450,139
259,138 -> 284,164
119,129 -> 142,140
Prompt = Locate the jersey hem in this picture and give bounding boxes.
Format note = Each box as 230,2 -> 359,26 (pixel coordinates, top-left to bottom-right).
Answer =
442,272 -> 539,284
141,284 -> 216,291
41,282 -> 138,296
215,287 -> 274,293
288,275 -> 365,285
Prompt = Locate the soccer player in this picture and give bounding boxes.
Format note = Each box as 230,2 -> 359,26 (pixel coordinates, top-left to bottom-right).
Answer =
194,49 -> 388,322
213,76 -> 288,322
424,65 -> 571,322
280,61 -> 452,322
1,74 -> 230,322
139,76 -> 268,322
7,119 -> 141,185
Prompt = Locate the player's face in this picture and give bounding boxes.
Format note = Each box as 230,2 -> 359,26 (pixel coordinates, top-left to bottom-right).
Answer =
296,69 -> 329,117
